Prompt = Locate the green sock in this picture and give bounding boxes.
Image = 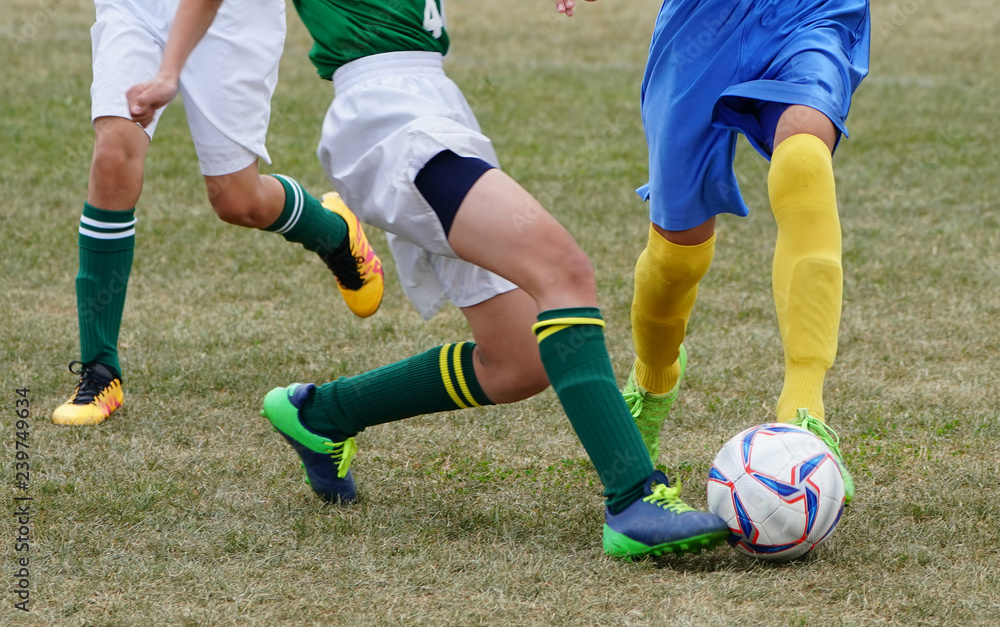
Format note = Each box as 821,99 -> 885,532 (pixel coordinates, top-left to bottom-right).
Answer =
76,202 -> 135,376
265,175 -> 348,259
533,307 -> 652,513
300,342 -> 492,437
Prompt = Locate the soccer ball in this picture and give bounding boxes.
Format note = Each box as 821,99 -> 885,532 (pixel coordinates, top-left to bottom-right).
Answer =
707,423 -> 845,561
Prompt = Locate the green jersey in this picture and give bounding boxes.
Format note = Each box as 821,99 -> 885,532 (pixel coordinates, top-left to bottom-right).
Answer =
293,0 -> 449,80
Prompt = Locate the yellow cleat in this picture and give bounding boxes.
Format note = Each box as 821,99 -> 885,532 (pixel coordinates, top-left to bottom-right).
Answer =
52,362 -> 123,425
320,192 -> 384,318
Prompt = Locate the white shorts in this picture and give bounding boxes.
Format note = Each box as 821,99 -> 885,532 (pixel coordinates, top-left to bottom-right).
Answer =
318,52 -> 517,320
90,0 -> 285,176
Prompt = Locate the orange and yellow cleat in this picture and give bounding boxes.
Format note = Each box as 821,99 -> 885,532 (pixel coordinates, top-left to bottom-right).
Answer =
320,192 -> 384,318
53,361 -> 123,426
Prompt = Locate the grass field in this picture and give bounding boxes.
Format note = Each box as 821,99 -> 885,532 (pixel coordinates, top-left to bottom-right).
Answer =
2,0 -> 999,624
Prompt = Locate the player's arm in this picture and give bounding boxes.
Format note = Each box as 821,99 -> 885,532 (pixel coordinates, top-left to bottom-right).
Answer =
555,0 -> 597,18
127,0 -> 225,127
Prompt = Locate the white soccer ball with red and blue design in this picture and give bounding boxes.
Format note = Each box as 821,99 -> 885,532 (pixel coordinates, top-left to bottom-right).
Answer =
706,423 -> 845,561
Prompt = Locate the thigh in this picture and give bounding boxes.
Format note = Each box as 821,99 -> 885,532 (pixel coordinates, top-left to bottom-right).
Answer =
319,53 -> 499,258
445,168 -> 593,310
460,288 -> 548,404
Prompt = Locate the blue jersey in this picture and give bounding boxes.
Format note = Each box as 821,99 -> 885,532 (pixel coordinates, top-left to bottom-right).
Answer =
639,0 -> 870,230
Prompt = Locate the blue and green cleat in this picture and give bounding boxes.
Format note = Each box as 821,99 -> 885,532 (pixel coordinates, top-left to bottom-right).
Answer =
789,408 -> 855,506
261,383 -> 357,504
603,470 -> 729,559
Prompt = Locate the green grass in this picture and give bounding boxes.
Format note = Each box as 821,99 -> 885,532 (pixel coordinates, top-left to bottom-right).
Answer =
3,0 -> 1000,624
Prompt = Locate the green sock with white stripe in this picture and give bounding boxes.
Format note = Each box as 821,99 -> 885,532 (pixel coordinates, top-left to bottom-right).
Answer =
299,342 -> 493,438
265,175 -> 348,259
76,202 -> 136,376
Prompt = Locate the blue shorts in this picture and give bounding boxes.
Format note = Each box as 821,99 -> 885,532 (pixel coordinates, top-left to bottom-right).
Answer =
639,0 -> 870,230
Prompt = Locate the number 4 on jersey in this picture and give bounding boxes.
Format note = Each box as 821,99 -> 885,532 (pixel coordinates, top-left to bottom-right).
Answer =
424,0 -> 444,38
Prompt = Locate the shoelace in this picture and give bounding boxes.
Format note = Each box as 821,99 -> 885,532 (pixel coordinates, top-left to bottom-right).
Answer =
623,384 -> 677,424
323,438 -> 358,479
322,246 -> 365,290
644,481 -> 696,514
792,411 -> 843,456
622,388 -> 645,420
68,361 -> 114,404
793,412 -> 847,465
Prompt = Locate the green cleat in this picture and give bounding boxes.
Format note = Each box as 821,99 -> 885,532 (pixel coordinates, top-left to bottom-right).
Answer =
603,470 -> 729,559
261,383 -> 357,503
789,408 -> 855,506
622,345 -> 687,465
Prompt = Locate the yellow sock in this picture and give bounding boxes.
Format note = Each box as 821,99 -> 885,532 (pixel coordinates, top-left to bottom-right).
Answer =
769,134 -> 842,421
631,225 -> 715,394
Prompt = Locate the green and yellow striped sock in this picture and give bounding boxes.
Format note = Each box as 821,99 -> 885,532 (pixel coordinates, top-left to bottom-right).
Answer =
299,342 -> 492,437
533,307 -> 652,513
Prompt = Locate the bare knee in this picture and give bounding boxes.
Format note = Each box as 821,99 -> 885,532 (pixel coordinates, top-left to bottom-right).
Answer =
90,122 -> 146,189
476,350 -> 549,404
773,106 -> 837,152
540,245 -> 597,305
475,344 -> 549,404
206,170 -> 284,229
88,118 -> 149,208
207,182 -> 263,227
92,141 -> 141,180
209,187 -> 250,226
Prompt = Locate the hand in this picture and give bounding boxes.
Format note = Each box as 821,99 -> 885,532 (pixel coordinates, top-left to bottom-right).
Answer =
555,0 -> 596,17
126,74 -> 179,128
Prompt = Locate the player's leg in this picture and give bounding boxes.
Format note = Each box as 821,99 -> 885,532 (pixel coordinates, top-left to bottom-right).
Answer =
622,0 -> 755,465
54,1 -> 164,425
259,288 -> 542,505
259,166 -> 541,503
692,0 -> 867,503
178,0 -> 381,317
80,117 -> 149,370
444,167 -> 657,508
276,288 -> 544,439
54,117 -> 148,426
262,160 -> 726,555
625,219 -> 716,464
713,0 -> 867,428
443,161 -> 727,555
768,105 -> 841,422
766,105 -> 855,502
201,164 -> 383,317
